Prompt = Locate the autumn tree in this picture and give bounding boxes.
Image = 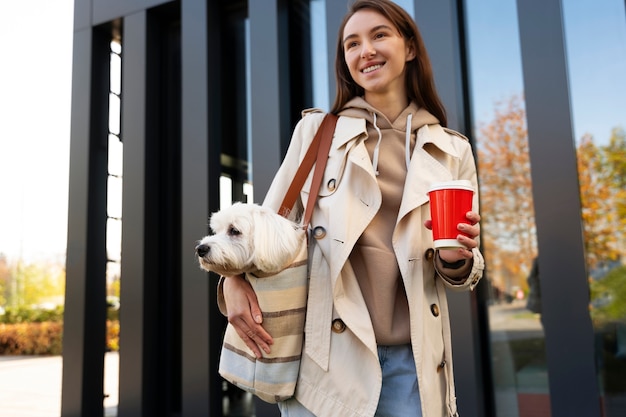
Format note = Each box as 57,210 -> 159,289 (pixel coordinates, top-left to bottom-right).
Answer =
576,134 -> 619,269
475,95 -> 537,293
604,128 -> 626,249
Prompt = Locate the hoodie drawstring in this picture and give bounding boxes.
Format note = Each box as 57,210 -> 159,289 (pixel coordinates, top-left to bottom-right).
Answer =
371,113 -> 383,176
371,112 -> 413,176
405,113 -> 412,170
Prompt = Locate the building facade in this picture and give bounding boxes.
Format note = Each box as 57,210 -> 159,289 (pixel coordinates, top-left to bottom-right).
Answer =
63,0 -> 626,416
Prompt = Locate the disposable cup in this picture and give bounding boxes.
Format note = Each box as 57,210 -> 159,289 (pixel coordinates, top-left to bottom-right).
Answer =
428,180 -> 474,249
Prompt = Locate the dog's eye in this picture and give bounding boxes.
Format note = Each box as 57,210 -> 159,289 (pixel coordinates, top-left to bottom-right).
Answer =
228,226 -> 241,237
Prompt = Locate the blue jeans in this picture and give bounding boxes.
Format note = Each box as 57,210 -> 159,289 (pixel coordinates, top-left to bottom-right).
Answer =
278,344 -> 422,417
375,344 -> 422,417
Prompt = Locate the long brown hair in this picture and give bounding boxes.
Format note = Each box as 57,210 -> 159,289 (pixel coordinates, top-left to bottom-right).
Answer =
330,0 -> 447,127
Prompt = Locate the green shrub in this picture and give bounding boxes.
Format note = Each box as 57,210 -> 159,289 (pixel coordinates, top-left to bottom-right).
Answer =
0,306 -> 64,324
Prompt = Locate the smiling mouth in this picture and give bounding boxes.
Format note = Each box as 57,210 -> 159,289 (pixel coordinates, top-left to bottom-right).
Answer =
362,63 -> 384,74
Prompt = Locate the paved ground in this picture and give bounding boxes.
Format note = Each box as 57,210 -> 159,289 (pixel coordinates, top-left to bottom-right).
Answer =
0,352 -> 119,417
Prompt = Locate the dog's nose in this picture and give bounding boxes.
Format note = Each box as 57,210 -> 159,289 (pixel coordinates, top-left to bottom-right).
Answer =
195,244 -> 209,257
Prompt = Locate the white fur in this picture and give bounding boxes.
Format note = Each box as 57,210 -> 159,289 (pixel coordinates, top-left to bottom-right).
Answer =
195,202 -> 305,276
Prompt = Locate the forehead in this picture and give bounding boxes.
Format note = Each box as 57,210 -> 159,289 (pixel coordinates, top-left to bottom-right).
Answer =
343,9 -> 398,38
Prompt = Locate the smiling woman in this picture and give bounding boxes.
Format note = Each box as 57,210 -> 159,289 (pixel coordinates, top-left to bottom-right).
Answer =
0,0 -> 74,263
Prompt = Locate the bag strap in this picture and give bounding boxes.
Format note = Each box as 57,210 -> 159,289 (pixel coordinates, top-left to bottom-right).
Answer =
279,113 -> 339,228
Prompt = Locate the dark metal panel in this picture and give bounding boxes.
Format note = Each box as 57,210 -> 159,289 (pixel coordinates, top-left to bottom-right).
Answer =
413,0 -> 466,131
516,0 -> 601,416
180,0 -> 213,415
249,0 -> 283,200
62,25 -> 110,417
74,0 -> 92,32
244,3 -> 285,414
92,0 -> 172,26
118,10 -> 148,417
61,27 -> 92,417
413,1 -> 487,417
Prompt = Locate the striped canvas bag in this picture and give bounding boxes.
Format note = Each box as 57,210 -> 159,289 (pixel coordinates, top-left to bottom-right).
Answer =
218,113 -> 338,403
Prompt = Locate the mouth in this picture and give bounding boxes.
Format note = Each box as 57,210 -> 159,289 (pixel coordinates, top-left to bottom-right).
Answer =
362,63 -> 384,74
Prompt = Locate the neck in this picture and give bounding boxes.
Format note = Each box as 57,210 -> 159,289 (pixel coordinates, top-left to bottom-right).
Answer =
364,92 -> 409,121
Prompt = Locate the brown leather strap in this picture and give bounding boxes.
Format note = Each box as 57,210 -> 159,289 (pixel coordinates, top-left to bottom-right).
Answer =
279,113 -> 338,228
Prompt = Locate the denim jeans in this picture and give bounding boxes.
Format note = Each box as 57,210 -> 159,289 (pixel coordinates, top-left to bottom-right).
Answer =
375,344 -> 422,417
278,344 -> 422,417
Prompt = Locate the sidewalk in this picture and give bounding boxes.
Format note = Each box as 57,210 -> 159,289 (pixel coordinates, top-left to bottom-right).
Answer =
0,352 -> 119,417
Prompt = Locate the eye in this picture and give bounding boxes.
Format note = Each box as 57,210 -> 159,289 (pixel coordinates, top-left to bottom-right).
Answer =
345,40 -> 358,50
228,226 -> 241,237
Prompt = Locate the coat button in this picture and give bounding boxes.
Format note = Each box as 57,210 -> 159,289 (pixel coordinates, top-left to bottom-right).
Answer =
331,318 -> 346,333
425,248 -> 435,261
327,178 -> 337,191
313,226 -> 326,239
430,304 -> 440,317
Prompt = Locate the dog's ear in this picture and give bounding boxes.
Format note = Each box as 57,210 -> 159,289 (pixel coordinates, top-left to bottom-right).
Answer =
251,207 -> 304,274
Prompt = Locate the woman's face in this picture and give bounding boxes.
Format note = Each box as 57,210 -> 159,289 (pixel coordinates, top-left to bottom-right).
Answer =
342,9 -> 414,102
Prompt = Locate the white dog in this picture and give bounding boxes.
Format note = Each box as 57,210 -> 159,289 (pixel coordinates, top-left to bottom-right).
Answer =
195,202 -> 305,277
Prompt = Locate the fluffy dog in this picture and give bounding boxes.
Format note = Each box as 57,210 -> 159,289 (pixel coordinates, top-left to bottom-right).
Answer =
195,202 -> 305,277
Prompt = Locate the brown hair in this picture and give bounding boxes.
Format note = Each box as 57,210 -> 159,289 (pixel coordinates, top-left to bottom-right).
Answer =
330,0 -> 447,127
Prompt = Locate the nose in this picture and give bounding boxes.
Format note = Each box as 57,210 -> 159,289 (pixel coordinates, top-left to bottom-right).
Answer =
195,244 -> 209,257
361,42 -> 375,58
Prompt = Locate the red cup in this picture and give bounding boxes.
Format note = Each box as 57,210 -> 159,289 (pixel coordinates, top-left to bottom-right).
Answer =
428,180 -> 474,249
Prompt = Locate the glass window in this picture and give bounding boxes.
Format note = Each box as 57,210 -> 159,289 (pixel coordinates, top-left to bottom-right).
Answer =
563,1 -> 626,415
465,0 -> 550,415
105,39 -> 122,417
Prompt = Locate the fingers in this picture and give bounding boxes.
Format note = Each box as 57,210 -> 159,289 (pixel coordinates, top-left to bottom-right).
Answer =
248,293 -> 264,325
230,316 -> 274,359
223,275 -> 274,359
439,211 -> 481,261
465,211 -> 481,226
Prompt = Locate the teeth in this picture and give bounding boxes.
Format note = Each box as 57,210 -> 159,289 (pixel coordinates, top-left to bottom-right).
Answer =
362,64 -> 382,73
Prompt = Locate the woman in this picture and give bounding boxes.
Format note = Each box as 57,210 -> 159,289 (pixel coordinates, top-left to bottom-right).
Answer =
221,1 -> 484,415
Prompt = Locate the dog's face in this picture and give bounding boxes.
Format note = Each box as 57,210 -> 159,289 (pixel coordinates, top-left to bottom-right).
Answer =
195,202 -> 304,276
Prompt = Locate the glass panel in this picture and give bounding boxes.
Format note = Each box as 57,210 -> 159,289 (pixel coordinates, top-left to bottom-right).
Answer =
563,1 -> 626,415
310,0 -> 329,110
465,0 -> 550,415
105,39 -> 122,417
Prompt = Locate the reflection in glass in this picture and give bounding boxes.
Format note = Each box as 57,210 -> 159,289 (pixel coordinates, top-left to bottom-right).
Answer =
564,1 -> 626,414
465,0 -> 550,415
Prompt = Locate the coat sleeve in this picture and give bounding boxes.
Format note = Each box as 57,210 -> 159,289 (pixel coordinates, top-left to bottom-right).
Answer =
434,134 -> 485,291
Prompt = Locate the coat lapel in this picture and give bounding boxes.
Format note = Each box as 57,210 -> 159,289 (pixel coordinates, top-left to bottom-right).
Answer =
398,124 -> 460,221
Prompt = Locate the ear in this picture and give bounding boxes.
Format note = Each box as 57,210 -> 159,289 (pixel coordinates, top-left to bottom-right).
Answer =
251,208 -> 303,273
405,41 -> 416,62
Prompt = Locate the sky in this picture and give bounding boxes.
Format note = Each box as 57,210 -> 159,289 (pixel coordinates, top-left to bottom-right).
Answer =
466,0 -> 626,144
0,0 -> 74,262
0,0 -> 625,264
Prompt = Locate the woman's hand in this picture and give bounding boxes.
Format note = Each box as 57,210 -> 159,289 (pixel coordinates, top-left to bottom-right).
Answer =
424,211 -> 481,263
223,275 -> 274,358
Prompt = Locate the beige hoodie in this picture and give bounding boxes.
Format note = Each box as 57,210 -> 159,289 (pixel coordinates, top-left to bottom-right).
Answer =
338,97 -> 440,345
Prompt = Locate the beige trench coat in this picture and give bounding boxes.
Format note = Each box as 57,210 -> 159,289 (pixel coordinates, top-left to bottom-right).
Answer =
261,110 -> 484,417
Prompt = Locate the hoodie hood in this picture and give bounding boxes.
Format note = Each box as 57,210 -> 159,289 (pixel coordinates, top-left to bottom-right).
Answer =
337,97 -> 440,175
338,96 -> 439,131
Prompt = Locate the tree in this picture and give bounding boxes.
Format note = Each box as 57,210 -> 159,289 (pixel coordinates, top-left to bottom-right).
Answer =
604,128 -> 626,247
0,253 -> 9,307
475,95 -> 537,292
5,259 -> 65,308
576,134 -> 619,269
